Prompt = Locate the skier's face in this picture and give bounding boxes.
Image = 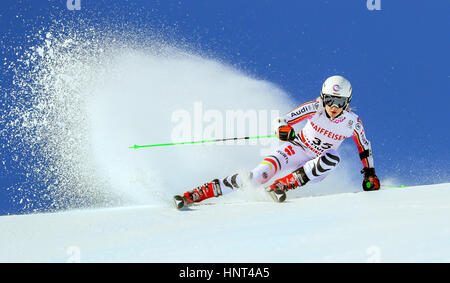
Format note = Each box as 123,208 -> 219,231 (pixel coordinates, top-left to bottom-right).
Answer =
325,105 -> 344,119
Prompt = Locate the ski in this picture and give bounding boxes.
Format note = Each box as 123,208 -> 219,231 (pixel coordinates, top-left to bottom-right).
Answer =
173,184 -> 407,209
173,188 -> 286,210
266,188 -> 287,203
173,195 -> 187,210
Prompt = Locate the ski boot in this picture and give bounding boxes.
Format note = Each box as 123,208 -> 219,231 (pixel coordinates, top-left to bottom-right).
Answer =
173,179 -> 222,209
265,167 -> 310,203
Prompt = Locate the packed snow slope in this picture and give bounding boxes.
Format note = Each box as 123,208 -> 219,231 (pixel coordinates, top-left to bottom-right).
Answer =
1,182 -> 449,263
3,25 -> 449,262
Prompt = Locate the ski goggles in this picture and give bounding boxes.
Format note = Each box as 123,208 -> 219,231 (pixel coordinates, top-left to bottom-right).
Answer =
322,94 -> 348,108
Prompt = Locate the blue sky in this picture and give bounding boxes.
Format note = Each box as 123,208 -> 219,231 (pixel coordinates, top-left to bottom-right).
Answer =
1,0 -> 449,214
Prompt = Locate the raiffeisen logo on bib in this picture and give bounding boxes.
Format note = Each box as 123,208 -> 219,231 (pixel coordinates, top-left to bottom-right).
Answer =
310,121 -> 347,141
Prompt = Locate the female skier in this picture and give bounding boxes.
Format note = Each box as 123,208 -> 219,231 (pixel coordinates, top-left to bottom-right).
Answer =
174,75 -> 380,209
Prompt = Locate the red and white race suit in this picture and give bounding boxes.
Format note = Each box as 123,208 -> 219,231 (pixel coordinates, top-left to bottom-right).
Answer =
285,98 -> 373,167
218,97 -> 374,195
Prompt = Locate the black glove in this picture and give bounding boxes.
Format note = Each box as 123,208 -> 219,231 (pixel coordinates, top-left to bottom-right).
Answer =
278,125 -> 296,141
361,168 -> 380,191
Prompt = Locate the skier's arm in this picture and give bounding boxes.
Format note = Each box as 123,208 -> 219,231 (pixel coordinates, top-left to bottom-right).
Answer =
284,100 -> 318,126
351,118 -> 380,190
351,118 -> 374,169
273,100 -> 318,141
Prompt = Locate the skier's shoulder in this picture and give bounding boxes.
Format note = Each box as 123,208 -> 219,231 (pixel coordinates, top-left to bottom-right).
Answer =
344,107 -> 359,120
344,108 -> 365,131
287,98 -> 319,116
299,98 -> 320,110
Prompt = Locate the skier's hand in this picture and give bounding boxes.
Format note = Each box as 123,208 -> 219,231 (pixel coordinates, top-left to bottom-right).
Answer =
361,168 -> 380,191
278,125 -> 296,141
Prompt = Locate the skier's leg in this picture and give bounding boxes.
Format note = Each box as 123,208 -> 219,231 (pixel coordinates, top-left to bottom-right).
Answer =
248,142 -> 312,187
213,142 -> 311,196
267,149 -> 341,192
302,149 -> 341,184
180,142 -> 306,199
176,142 -> 310,207
182,179 -> 222,202
217,173 -> 244,195
177,174 -> 244,207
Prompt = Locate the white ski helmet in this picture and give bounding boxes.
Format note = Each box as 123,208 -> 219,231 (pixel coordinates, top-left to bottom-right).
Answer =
320,75 -> 352,108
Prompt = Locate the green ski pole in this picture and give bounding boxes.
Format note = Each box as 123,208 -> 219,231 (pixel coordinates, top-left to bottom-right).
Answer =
129,134 -> 277,149
380,184 -> 406,189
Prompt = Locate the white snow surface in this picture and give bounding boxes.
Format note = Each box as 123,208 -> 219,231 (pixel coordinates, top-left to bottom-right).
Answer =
1,182 -> 449,263
4,34 -> 449,263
